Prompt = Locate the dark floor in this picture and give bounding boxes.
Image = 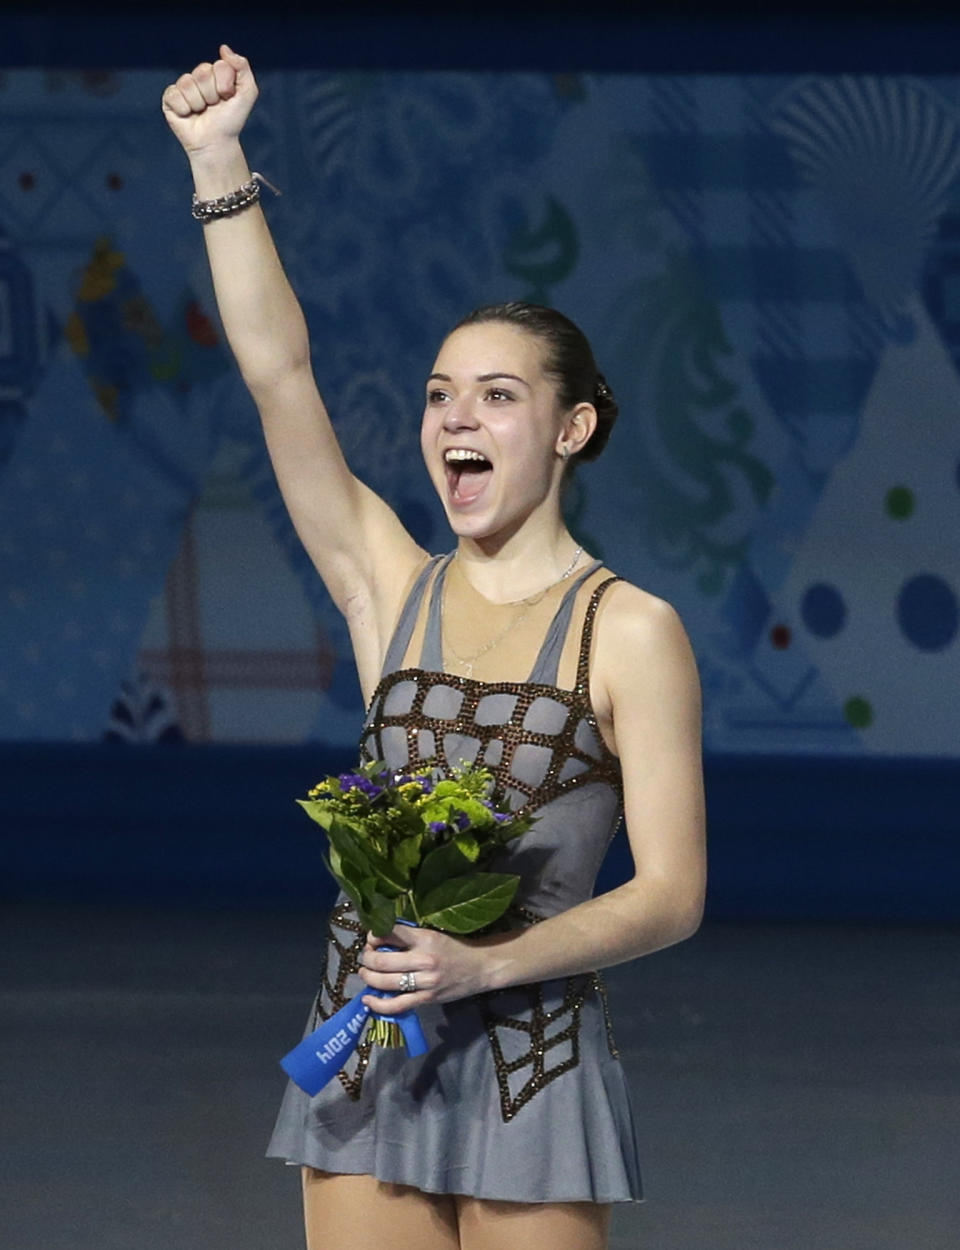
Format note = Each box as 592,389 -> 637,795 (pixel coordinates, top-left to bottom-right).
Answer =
1,906 -> 957,1250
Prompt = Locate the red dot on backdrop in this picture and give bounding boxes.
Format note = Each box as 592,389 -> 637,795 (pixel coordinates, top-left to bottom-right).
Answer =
770,624 -> 791,650
18,171 -> 36,191
106,172 -> 123,191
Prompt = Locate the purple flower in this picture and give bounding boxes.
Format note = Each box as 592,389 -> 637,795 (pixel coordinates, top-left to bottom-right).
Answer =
338,772 -> 383,799
493,812 -> 512,823
455,812 -> 471,831
428,821 -> 447,834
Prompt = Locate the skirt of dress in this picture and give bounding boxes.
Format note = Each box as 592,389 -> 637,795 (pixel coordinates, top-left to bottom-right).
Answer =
267,965 -> 644,1204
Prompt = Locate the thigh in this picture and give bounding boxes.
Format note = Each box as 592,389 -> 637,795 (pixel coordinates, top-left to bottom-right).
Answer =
301,1168 -> 460,1250
455,1195 -> 611,1250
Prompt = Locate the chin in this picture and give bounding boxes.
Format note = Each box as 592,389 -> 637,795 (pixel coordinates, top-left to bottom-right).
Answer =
437,501 -> 492,541
445,510 -> 493,540
446,505 -> 536,551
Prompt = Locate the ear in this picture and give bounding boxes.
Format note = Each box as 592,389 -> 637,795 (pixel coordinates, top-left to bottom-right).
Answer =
555,403 -> 597,460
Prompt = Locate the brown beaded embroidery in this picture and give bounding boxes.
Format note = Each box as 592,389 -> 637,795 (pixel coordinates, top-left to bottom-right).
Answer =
310,899 -> 372,1100
476,905 -> 622,1120
360,577 -> 623,817
478,974 -> 593,1121
313,576 -> 625,1112
594,971 -> 621,1060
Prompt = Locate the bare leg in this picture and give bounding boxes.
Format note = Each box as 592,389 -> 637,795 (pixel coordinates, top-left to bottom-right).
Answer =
301,1169 -> 461,1250
456,1195 -> 611,1250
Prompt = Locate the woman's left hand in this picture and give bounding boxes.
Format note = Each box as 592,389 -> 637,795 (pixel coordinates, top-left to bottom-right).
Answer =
357,925 -> 499,1013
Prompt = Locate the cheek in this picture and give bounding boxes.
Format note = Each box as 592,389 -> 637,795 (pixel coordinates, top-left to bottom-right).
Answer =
419,411 -> 435,461
506,420 -> 557,477
420,417 -> 449,493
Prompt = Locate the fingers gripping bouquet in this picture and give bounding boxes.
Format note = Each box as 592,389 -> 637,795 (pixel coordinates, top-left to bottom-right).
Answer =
280,761 -> 533,1095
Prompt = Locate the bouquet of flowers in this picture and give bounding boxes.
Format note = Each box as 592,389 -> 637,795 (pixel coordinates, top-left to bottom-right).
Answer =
279,760 -> 533,1092
297,759 -> 533,939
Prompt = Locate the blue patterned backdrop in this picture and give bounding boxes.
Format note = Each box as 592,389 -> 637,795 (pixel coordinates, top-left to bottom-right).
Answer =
2,68 -> 959,757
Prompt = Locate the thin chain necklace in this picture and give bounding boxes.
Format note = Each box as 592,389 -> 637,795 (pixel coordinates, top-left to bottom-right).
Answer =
444,546 -> 584,678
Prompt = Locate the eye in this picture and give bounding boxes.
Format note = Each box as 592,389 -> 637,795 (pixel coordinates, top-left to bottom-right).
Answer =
484,386 -> 515,402
426,387 -> 450,404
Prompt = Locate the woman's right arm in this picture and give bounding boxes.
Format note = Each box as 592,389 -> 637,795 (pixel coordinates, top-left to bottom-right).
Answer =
162,46 -> 426,695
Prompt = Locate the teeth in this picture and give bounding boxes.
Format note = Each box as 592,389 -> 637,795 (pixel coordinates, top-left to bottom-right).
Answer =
444,449 -> 489,464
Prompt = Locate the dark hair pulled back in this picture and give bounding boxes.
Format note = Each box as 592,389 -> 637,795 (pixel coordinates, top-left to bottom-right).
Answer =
451,301 -> 618,463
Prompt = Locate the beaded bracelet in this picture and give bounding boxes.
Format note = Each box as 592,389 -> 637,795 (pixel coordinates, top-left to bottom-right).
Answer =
191,171 -> 281,223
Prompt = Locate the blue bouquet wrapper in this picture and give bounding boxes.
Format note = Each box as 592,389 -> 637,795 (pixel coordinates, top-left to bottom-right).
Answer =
279,922 -> 429,1096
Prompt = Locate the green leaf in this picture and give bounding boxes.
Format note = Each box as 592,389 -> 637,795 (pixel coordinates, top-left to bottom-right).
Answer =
364,890 -> 399,937
418,798 -> 451,827
429,779 -> 463,800
296,798 -> 336,831
453,832 -> 480,862
367,846 -> 413,895
413,839 -> 473,903
496,812 -> 534,844
323,851 -> 365,916
332,846 -> 370,898
456,797 -> 496,828
418,873 -> 520,934
327,817 -> 409,897
327,844 -> 342,876
395,834 -> 424,874
325,816 -> 376,873
329,851 -> 395,936
325,829 -> 370,892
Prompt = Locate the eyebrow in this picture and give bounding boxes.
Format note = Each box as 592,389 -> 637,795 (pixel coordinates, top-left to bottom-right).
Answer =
426,372 -> 530,387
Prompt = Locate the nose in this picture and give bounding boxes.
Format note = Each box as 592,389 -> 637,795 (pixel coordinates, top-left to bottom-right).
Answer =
441,397 -> 479,432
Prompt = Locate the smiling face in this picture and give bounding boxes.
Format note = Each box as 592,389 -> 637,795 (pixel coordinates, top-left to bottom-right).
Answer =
420,321 -> 568,545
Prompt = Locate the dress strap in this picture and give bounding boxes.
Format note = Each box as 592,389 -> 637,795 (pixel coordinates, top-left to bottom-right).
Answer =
526,560 -> 603,686
380,554 -> 448,678
419,551 -> 457,672
573,576 -> 622,697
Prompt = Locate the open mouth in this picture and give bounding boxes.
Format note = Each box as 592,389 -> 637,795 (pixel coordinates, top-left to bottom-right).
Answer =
444,448 -> 493,505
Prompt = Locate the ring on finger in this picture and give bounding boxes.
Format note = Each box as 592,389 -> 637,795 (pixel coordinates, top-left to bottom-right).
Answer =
398,971 -> 417,993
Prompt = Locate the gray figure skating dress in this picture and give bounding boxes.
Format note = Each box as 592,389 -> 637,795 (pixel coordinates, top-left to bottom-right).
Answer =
268,553 -> 643,1203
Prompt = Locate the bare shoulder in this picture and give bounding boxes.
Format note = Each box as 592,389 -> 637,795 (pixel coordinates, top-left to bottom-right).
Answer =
591,578 -> 701,731
596,578 -> 694,659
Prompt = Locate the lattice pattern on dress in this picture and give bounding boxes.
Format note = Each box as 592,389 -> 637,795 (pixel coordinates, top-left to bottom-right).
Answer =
478,974 -> 593,1121
360,578 -> 623,818
477,906 -> 622,1121
361,672 -> 621,814
311,899 -> 373,1101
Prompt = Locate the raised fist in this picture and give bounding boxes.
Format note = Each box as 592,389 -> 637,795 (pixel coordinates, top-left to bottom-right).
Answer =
161,44 -> 258,154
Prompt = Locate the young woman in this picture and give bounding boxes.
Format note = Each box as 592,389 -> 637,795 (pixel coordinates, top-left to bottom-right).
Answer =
163,46 -> 706,1250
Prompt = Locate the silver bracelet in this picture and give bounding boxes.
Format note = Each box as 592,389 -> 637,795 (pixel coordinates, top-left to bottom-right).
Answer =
191,171 -> 281,223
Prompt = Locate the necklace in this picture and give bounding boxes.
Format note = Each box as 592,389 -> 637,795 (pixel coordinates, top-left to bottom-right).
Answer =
443,546 -> 584,678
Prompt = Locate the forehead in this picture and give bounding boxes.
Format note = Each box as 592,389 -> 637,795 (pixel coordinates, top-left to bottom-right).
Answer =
432,321 -> 547,380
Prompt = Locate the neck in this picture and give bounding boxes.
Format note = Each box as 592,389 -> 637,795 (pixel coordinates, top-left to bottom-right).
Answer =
455,527 -> 585,604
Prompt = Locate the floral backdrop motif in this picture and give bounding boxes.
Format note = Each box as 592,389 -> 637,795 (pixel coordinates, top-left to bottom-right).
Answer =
1,69 -> 958,755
